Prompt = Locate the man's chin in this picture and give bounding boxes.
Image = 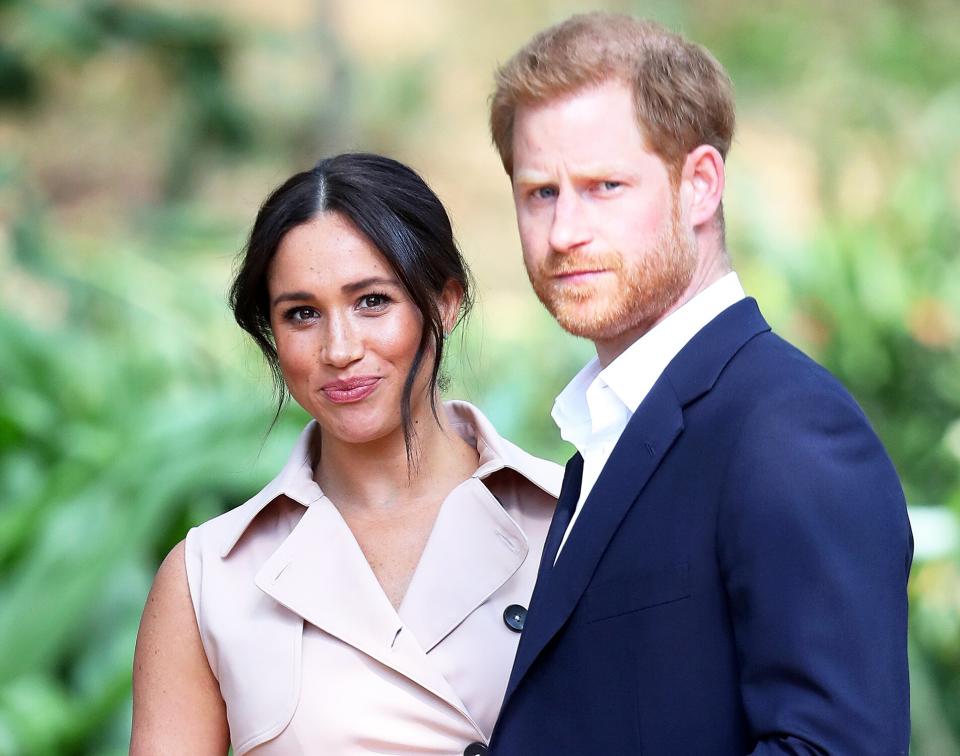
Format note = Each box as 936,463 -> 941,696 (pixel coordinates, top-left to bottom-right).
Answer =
547,301 -> 625,341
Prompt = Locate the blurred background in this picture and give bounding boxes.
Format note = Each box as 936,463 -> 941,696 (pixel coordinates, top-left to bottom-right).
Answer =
0,0 -> 958,753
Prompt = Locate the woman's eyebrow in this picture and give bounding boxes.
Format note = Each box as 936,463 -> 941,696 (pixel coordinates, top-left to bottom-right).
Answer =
271,290 -> 313,307
341,276 -> 400,294
270,277 -> 401,307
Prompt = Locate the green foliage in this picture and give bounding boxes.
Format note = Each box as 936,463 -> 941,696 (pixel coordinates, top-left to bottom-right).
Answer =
0,211 -> 309,753
0,0 -> 251,199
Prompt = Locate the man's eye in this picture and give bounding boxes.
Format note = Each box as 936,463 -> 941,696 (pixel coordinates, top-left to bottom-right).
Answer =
533,186 -> 557,200
601,180 -> 622,191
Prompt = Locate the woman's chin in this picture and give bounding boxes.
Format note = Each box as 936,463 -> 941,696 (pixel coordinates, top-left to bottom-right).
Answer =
318,416 -> 403,448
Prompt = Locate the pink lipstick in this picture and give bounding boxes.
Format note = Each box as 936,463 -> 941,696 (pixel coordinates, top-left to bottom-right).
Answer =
321,376 -> 381,404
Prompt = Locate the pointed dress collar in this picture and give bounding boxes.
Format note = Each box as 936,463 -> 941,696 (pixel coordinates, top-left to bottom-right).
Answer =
216,399 -> 558,559
206,400 -> 560,733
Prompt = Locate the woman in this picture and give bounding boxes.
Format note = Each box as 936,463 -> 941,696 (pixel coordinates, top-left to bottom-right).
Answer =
131,153 -> 560,755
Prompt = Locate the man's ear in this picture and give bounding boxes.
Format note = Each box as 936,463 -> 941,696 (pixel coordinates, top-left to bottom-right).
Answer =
438,279 -> 465,335
680,145 -> 725,229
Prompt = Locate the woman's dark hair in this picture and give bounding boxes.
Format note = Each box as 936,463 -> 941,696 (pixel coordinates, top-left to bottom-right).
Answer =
229,152 -> 473,464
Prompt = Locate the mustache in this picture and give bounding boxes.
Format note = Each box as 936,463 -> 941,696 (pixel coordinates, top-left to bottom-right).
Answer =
539,251 -> 623,276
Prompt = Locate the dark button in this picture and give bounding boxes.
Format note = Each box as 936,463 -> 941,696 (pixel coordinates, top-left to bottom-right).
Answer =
503,604 -> 527,632
464,743 -> 488,756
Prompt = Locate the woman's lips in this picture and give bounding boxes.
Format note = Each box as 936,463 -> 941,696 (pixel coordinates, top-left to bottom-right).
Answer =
320,376 -> 381,404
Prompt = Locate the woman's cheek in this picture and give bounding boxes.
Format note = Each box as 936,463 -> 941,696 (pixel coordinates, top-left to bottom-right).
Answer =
278,333 -> 317,384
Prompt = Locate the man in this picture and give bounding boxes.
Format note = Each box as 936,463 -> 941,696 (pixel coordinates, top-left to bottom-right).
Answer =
487,13 -> 912,754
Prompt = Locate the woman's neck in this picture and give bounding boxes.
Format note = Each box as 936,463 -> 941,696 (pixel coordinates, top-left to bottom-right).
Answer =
314,399 -> 479,515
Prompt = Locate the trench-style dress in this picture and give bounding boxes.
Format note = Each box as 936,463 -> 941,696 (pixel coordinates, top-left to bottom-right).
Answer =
184,401 -> 560,755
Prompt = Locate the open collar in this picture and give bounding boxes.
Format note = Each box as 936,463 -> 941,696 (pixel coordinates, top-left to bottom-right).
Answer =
551,272 -> 745,454
216,400 -> 559,559
211,400 -> 558,732
504,297 -> 770,708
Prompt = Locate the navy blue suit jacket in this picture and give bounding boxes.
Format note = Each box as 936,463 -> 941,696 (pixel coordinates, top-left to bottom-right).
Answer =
491,299 -> 912,755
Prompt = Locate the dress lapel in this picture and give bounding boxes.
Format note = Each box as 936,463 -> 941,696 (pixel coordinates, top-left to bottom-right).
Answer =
253,497 -> 473,722
399,477 -> 528,653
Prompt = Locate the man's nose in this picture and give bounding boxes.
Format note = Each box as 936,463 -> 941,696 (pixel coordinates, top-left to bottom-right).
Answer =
322,315 -> 363,367
548,188 -> 592,253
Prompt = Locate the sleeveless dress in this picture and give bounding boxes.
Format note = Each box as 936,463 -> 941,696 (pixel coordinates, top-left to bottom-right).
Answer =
184,401 -> 560,755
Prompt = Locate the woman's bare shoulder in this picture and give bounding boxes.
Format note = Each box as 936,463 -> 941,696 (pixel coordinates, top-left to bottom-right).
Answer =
130,541 -> 230,756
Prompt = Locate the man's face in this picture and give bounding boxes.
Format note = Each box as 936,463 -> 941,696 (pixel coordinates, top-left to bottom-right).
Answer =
511,79 -> 697,353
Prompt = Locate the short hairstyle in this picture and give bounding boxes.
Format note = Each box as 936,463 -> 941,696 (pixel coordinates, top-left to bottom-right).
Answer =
229,153 -> 473,463
490,13 -> 735,179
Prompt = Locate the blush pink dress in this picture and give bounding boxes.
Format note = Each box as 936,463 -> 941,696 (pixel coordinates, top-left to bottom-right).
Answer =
184,401 -> 560,755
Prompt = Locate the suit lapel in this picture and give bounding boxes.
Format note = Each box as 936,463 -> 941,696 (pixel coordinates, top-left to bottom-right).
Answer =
504,377 -> 684,703
502,298 -> 772,708
536,454 -> 583,583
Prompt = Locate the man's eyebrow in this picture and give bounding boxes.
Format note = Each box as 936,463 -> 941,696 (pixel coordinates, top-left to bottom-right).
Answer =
513,170 -> 553,186
514,166 -> 628,187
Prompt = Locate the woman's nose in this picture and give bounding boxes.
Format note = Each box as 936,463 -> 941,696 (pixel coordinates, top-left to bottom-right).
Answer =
322,316 -> 363,367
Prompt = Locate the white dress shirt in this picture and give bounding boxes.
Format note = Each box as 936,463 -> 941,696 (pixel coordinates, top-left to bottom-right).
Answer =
551,272 -> 746,557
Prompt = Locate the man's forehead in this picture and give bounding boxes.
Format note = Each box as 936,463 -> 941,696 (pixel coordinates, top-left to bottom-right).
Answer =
512,85 -> 651,157
511,130 -> 660,184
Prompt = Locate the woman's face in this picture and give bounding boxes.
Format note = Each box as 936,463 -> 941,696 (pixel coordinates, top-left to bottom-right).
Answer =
267,211 -> 445,447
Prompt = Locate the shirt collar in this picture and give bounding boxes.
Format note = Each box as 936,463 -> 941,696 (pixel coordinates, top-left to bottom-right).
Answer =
550,358 -> 603,448
220,400 -> 560,557
552,272 -> 745,447
603,271 -> 746,413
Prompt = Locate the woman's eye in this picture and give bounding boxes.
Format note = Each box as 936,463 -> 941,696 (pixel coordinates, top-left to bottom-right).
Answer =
358,293 -> 390,310
286,306 -> 318,322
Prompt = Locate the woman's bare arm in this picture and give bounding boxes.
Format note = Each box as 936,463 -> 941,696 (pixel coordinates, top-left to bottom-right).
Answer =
131,540 -> 230,756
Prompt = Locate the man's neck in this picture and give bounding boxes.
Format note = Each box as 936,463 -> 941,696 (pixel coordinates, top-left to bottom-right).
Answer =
594,257 -> 731,367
